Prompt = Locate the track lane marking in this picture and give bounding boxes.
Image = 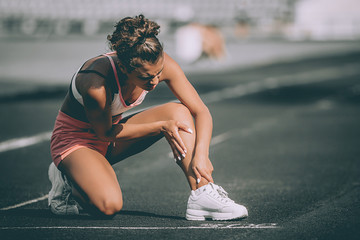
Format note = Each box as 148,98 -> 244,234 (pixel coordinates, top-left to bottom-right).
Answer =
0,132 -> 52,153
0,195 -> 49,211
0,223 -> 279,230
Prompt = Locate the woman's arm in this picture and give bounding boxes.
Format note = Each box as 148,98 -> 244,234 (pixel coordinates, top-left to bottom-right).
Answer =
162,53 -> 214,183
79,75 -> 191,146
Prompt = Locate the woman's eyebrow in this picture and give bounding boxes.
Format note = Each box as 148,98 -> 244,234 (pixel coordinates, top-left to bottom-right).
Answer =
139,67 -> 164,78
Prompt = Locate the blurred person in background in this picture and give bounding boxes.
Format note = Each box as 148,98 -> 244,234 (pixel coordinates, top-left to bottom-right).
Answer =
234,10 -> 251,40
175,23 -> 226,63
48,14 -> 247,220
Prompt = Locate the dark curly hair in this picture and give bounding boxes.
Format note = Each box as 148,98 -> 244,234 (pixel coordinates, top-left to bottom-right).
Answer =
107,14 -> 163,72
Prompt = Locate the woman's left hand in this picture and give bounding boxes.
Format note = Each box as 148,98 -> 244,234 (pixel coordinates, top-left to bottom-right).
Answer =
190,154 -> 214,184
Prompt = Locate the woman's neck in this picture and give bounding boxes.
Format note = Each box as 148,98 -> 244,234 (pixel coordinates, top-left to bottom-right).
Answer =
119,77 -> 143,105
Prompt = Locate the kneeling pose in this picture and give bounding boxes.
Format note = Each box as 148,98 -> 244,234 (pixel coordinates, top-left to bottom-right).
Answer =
48,15 -> 248,221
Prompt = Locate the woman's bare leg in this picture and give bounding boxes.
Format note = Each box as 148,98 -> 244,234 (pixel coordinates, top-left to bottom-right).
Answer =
58,102 -> 211,217
58,148 -> 123,217
108,102 -> 211,190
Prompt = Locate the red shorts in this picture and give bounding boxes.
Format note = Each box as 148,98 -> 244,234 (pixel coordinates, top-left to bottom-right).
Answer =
50,111 -> 113,167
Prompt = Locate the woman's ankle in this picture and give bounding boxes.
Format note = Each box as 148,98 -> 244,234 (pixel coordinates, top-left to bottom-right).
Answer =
190,178 -> 210,190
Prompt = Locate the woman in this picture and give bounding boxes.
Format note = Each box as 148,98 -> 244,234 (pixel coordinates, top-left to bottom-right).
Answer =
48,15 -> 248,220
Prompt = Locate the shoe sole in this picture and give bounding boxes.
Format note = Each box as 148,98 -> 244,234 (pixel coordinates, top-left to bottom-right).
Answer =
49,203 -> 79,216
186,209 -> 248,221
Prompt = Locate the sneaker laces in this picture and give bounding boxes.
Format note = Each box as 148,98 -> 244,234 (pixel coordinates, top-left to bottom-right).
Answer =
217,186 -> 228,198
62,191 -> 71,214
209,183 -> 234,204
61,174 -> 78,213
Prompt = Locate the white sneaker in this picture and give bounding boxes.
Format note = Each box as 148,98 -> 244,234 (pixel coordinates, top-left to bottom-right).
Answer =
48,162 -> 79,215
186,182 -> 248,221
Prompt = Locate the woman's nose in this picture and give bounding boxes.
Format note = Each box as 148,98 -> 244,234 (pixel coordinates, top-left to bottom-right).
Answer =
150,76 -> 159,85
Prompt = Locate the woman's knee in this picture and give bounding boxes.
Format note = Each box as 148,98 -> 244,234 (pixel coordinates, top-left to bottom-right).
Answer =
165,102 -> 193,123
95,194 -> 123,216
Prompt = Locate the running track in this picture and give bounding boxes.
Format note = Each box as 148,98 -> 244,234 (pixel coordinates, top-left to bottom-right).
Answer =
0,52 -> 360,239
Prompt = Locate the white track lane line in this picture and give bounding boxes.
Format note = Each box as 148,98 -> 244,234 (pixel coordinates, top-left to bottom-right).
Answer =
0,223 -> 279,230
0,195 -> 49,211
0,132 -> 52,153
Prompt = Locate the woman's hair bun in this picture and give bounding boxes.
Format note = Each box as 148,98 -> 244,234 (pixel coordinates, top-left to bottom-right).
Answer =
107,14 -> 160,49
107,14 -> 163,71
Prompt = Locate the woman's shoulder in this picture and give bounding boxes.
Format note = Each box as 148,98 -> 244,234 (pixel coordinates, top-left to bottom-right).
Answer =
75,54 -> 115,99
163,52 -> 177,67
80,54 -> 113,74
163,52 -> 182,72
162,52 -> 185,80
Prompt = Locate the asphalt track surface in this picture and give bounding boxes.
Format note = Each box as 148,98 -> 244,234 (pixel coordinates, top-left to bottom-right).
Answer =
0,52 -> 360,239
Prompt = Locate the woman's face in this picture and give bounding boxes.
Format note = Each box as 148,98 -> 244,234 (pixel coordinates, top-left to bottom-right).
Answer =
125,57 -> 164,91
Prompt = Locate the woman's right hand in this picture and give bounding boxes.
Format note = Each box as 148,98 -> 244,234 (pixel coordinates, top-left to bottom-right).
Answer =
161,120 -> 193,161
